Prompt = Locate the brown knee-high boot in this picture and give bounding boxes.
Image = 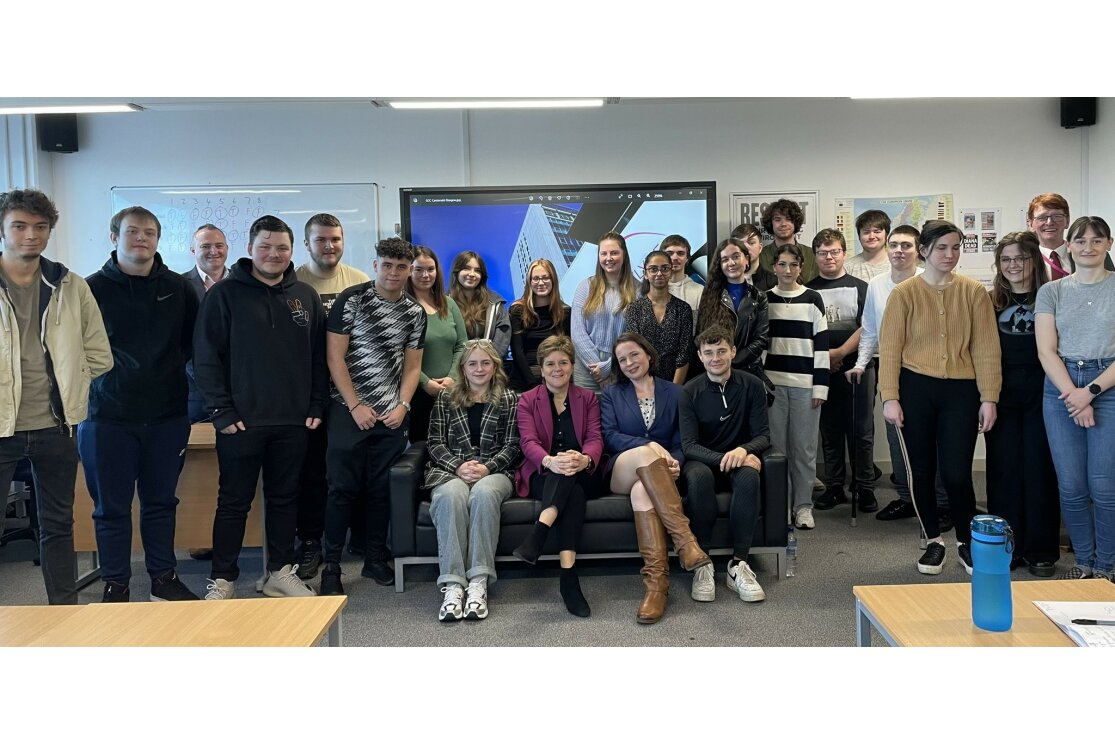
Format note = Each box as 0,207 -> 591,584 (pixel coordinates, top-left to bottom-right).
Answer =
634,510 -> 669,624
636,457 -> 711,571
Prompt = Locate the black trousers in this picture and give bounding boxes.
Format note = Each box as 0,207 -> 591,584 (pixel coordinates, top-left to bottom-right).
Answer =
322,401 -> 408,563
212,425 -> 308,580
898,369 -> 980,544
984,367 -> 1060,563
408,388 -> 435,444
682,460 -> 761,559
820,361 -> 875,494
528,469 -> 599,553
295,414 -> 367,546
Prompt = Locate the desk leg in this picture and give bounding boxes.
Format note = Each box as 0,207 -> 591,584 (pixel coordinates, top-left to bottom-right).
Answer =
76,551 -> 102,590
856,599 -> 872,647
328,614 -> 343,647
255,479 -> 268,594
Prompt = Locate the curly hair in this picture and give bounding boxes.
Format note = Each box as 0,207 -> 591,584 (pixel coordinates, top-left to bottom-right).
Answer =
0,189 -> 60,230
376,237 -> 416,262
760,199 -> 805,235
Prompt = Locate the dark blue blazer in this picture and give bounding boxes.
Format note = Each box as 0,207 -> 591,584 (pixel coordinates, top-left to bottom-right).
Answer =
599,377 -> 684,473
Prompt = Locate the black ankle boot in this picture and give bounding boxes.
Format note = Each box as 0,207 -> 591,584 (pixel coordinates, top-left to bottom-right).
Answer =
513,521 -> 550,565
560,567 -> 591,617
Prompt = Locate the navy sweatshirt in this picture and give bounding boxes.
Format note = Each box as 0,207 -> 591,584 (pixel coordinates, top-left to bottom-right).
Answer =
679,369 -> 771,465
85,252 -> 198,424
193,258 -> 328,429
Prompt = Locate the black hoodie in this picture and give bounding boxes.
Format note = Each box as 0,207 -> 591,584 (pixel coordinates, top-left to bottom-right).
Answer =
193,257 -> 327,430
85,251 -> 198,424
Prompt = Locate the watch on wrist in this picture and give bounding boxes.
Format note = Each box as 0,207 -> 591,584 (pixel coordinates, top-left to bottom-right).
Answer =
401,400 -> 412,411
1088,383 -> 1102,396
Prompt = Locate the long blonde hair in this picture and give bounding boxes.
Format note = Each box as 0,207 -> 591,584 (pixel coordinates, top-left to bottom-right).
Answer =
582,231 -> 637,316
445,339 -> 510,410
512,258 -> 567,330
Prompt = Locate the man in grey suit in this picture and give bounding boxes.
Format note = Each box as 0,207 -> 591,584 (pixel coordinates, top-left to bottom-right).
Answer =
182,224 -> 228,423
182,224 -> 228,562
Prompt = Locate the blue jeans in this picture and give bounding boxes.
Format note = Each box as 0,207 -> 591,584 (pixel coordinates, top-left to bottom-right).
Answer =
1043,358 -> 1115,574
430,474 -> 512,587
0,426 -> 79,604
77,417 -> 190,584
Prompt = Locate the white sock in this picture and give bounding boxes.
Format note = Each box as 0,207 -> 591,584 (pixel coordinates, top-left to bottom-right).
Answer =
469,576 -> 488,589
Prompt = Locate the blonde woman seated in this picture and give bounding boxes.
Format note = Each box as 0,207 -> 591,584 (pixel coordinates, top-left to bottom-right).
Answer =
600,332 -> 713,624
424,339 -> 520,622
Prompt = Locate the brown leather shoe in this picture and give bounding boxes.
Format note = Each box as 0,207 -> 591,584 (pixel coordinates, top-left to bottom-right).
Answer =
636,457 -> 711,571
634,510 -> 669,624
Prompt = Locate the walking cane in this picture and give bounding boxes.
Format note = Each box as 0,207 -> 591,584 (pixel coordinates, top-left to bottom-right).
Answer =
849,375 -> 858,528
890,419 -> 930,550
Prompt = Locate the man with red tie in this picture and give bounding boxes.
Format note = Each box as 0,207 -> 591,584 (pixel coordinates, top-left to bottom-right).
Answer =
1027,193 -> 1114,278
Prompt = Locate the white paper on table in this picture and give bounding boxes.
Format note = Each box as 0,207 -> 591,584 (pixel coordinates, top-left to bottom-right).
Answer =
1033,601 -> 1115,647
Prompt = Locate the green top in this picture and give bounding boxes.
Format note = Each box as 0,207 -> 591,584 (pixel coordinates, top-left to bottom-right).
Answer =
420,295 -> 468,385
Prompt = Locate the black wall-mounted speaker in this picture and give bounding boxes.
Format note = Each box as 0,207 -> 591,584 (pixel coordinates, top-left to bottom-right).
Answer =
36,114 -> 79,153
1060,97 -> 1096,129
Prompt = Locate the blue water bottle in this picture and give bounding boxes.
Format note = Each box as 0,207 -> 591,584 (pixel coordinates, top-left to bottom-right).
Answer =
970,515 -> 1014,632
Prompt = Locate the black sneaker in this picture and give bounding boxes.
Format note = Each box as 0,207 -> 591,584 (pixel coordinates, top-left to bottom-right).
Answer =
361,559 -> 395,586
813,487 -> 848,511
875,499 -> 915,521
319,563 -> 345,596
150,569 -> 200,601
917,542 -> 946,575
296,539 -> 323,580
957,543 -> 973,576
1028,560 -> 1056,578
857,491 -> 878,513
102,581 -> 130,602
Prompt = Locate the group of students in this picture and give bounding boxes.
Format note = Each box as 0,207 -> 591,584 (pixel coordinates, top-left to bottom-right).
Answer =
2,188 -> 1112,628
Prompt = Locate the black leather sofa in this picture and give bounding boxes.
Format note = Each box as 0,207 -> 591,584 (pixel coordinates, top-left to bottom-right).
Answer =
388,443 -> 789,591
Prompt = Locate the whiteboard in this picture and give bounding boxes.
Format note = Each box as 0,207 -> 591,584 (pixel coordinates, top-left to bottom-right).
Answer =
110,183 -> 380,276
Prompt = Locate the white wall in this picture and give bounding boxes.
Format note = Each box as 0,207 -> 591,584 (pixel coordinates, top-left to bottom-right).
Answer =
11,97 -> 1111,464
29,97 -> 1095,277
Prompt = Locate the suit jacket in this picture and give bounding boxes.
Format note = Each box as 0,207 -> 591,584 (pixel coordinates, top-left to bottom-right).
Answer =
424,389 -> 520,488
180,266 -> 207,301
514,383 -> 603,497
599,377 -> 684,474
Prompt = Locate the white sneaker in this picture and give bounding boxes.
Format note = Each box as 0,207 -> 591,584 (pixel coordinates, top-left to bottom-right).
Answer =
262,564 -> 316,598
794,506 -> 815,530
439,584 -> 464,622
204,578 -> 235,600
727,560 -> 766,602
691,563 -> 716,602
464,581 -> 488,620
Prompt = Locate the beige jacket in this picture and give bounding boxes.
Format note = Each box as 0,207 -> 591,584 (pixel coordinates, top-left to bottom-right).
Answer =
0,255 -> 113,437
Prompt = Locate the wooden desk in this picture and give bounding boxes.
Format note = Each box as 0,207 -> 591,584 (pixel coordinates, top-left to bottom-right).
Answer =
853,579 -> 1115,647
0,596 -> 346,647
73,423 -> 262,551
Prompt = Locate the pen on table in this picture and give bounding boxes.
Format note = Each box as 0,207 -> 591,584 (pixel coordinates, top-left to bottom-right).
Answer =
1070,618 -> 1115,626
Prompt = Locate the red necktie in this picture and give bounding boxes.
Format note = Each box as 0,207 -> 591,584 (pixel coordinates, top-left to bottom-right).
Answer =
1048,251 -> 1068,279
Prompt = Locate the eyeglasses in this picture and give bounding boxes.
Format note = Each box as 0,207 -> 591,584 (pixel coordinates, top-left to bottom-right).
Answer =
1031,213 -> 1067,224
529,276 -> 552,284
999,256 -> 1032,266
720,253 -> 746,266
643,265 -> 672,275
816,249 -> 845,258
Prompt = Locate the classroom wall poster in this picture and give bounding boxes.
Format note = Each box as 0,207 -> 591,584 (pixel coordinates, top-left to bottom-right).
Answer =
834,193 -> 955,255
958,206 -> 1000,288
730,191 -> 820,245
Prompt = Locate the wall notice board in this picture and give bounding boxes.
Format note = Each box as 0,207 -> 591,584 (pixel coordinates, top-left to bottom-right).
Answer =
110,183 -> 380,275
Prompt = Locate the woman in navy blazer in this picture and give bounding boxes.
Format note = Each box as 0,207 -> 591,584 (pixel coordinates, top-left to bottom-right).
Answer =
600,332 -> 713,624
513,335 -> 603,617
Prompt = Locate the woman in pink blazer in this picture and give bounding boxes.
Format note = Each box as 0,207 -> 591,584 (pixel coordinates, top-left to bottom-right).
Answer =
513,335 -> 604,617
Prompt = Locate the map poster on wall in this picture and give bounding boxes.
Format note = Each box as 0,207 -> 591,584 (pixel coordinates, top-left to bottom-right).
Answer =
958,207 -> 1001,287
730,191 -> 820,245
834,193 -> 955,255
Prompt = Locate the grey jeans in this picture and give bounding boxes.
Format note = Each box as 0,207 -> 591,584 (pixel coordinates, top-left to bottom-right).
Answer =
770,385 -> 822,513
430,474 -> 512,587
